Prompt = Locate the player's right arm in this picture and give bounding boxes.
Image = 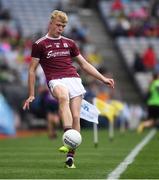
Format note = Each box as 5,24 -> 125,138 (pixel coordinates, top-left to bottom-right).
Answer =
23,58 -> 39,110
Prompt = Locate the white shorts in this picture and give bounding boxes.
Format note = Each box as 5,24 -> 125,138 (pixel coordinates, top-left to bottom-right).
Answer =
48,77 -> 86,99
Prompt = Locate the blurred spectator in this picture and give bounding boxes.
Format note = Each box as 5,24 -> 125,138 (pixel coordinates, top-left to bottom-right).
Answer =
133,52 -> 146,73
151,0 -> 159,18
40,87 -> 60,139
113,17 -> 131,37
142,45 -> 157,71
84,83 -> 96,103
30,86 -> 60,139
30,66 -> 60,139
87,47 -> 102,68
137,72 -> 159,133
111,0 -> 124,14
128,6 -> 149,19
99,0 -> 159,37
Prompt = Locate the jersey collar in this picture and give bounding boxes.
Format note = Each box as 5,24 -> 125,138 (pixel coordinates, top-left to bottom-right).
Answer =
46,34 -> 61,40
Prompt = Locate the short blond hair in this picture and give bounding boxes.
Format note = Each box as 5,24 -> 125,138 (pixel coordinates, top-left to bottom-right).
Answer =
51,10 -> 68,23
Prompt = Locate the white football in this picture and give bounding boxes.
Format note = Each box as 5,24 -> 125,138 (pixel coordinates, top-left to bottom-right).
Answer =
62,129 -> 82,150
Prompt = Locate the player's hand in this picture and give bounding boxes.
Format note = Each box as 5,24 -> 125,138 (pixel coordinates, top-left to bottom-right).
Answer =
104,78 -> 114,88
23,96 -> 35,110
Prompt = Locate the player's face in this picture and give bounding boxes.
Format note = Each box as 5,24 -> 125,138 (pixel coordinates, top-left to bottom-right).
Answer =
50,17 -> 66,38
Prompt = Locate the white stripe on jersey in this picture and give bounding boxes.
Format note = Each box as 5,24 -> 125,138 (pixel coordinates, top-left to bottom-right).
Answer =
35,36 -> 47,44
61,36 -> 74,42
32,57 -> 40,61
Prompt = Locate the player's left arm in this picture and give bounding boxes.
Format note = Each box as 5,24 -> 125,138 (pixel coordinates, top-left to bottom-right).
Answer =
74,54 -> 114,88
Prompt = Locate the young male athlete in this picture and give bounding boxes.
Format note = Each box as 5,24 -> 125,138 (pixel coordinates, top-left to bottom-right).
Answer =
23,10 -> 114,168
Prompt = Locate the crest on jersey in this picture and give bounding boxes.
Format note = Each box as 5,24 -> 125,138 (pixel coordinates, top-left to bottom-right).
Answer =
63,43 -> 68,48
46,45 -> 52,48
54,43 -> 60,48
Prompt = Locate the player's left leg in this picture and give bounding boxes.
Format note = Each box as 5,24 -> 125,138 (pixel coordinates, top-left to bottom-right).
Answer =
70,95 -> 82,131
58,78 -> 85,167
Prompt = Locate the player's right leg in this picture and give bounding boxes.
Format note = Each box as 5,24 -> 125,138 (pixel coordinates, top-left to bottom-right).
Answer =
50,84 -> 73,154
51,85 -> 72,129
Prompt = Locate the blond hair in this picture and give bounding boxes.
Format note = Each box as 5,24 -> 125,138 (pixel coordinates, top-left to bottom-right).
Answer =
51,10 -> 68,23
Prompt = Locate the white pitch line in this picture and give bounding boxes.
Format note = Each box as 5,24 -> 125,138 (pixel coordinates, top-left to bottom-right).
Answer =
107,129 -> 157,180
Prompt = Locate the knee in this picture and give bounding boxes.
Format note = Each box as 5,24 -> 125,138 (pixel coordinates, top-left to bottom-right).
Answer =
58,94 -> 69,105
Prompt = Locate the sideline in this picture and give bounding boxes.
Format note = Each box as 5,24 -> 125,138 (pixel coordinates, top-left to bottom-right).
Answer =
107,129 -> 157,179
0,129 -> 46,140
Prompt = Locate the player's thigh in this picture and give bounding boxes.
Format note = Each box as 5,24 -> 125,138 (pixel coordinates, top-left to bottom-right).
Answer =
70,95 -> 83,118
51,85 -> 69,101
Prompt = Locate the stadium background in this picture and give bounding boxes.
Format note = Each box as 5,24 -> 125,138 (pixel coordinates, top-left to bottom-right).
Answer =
0,0 -> 159,133
1,0 -> 159,179
1,0 -> 157,133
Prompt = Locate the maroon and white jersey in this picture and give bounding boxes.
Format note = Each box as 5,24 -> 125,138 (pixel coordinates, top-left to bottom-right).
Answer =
31,34 -> 80,83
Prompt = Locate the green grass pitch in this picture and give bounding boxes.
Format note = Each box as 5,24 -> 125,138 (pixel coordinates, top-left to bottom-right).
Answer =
0,129 -> 159,179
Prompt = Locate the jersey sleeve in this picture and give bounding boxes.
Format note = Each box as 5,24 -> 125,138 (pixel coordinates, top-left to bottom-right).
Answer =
70,40 -> 80,57
31,43 -> 42,59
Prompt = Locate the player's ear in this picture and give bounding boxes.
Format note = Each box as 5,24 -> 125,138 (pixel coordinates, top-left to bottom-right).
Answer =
48,21 -> 52,29
49,19 -> 53,25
